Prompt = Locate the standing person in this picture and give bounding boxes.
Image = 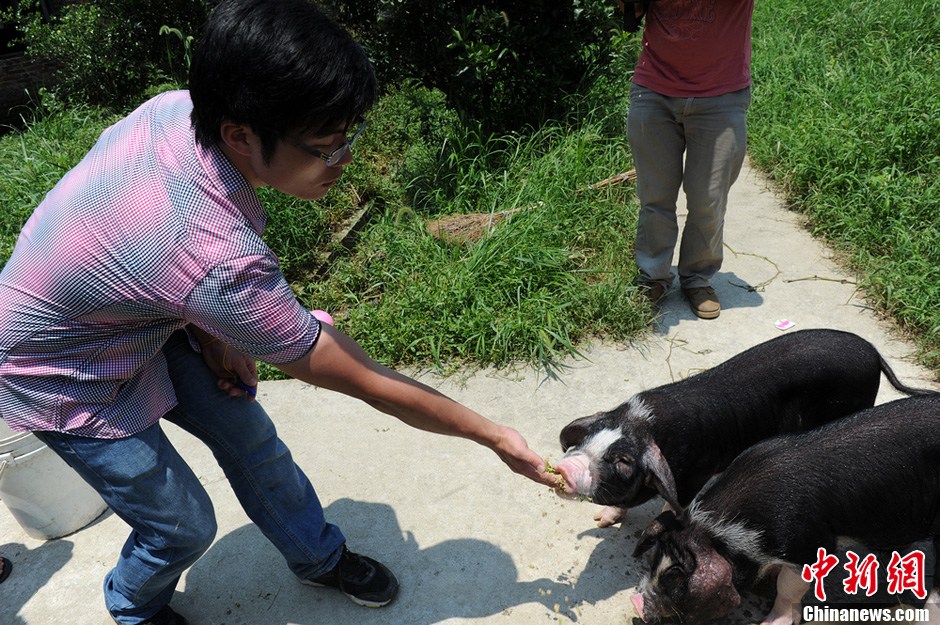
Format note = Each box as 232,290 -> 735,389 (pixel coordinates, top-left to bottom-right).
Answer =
0,1 -> 557,623
627,0 -> 754,319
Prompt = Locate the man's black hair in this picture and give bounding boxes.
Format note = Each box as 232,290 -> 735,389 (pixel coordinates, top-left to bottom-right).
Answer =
189,0 -> 377,160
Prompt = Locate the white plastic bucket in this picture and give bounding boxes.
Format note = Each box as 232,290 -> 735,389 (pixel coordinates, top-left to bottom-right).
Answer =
0,429 -> 109,540
0,417 -> 19,439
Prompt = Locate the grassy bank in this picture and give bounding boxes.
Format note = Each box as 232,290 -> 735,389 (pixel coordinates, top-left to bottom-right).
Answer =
299,80 -> 647,377
748,0 -> 940,367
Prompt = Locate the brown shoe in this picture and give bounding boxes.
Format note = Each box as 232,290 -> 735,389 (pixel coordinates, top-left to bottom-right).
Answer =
683,286 -> 720,319
641,282 -> 667,305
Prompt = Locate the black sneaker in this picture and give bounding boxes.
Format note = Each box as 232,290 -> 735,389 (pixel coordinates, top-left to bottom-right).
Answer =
138,606 -> 189,625
303,545 -> 399,608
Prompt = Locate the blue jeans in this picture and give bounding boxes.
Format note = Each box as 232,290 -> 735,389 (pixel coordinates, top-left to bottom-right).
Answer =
35,330 -> 345,624
628,83 -> 751,290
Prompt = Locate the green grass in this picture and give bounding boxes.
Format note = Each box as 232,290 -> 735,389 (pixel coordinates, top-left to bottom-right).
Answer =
286,44 -> 647,376
302,117 -> 647,376
748,0 -> 940,367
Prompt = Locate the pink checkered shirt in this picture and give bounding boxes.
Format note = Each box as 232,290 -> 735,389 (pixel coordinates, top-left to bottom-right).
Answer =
0,90 -> 320,437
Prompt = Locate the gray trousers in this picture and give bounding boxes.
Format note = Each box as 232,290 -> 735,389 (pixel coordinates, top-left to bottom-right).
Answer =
628,83 -> 750,290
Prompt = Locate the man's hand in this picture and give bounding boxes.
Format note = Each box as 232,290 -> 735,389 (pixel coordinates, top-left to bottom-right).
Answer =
191,328 -> 258,401
490,426 -> 560,488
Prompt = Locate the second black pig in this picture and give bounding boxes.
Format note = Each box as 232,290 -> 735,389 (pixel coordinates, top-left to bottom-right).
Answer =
630,393 -> 940,625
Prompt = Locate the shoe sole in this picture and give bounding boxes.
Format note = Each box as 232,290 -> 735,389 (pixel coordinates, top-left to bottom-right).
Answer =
301,579 -> 397,608
691,307 -> 720,319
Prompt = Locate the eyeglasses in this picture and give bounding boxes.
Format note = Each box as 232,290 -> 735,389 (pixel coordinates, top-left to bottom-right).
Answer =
293,118 -> 367,167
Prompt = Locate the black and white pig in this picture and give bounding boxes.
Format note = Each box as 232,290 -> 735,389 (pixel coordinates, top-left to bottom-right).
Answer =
630,393 -> 940,625
552,329 -> 935,526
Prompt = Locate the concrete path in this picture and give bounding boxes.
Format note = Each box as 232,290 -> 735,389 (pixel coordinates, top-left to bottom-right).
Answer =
2,157 -> 937,624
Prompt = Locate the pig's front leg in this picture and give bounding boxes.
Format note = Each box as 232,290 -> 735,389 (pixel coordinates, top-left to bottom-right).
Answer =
593,499 -> 677,528
760,566 -> 808,625
593,505 -> 625,527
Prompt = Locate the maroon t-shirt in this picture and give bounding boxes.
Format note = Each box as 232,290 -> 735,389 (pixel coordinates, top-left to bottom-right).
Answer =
633,0 -> 754,97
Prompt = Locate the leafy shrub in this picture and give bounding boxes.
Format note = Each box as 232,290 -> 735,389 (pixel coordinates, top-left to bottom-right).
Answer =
4,0 -> 208,110
324,0 -> 621,133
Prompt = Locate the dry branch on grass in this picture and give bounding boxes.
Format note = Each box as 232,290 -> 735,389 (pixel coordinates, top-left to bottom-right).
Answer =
424,169 -> 637,244
425,205 -> 535,244
580,169 -> 637,191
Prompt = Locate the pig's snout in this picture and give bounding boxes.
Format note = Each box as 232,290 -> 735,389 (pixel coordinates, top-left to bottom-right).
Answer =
551,452 -> 594,496
631,592 -> 646,622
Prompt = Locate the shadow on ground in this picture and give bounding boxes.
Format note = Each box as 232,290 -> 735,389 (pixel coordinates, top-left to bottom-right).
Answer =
1,539 -> 75,625
178,498 -> 590,625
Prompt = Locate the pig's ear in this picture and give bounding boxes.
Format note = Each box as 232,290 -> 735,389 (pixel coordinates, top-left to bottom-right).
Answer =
691,545 -> 742,618
640,441 -> 682,513
559,412 -> 605,450
633,509 -> 678,558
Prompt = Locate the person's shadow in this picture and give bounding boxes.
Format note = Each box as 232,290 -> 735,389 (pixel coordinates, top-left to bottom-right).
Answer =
653,270 -> 765,335
180,498 -> 576,625
0,539 -> 75,625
